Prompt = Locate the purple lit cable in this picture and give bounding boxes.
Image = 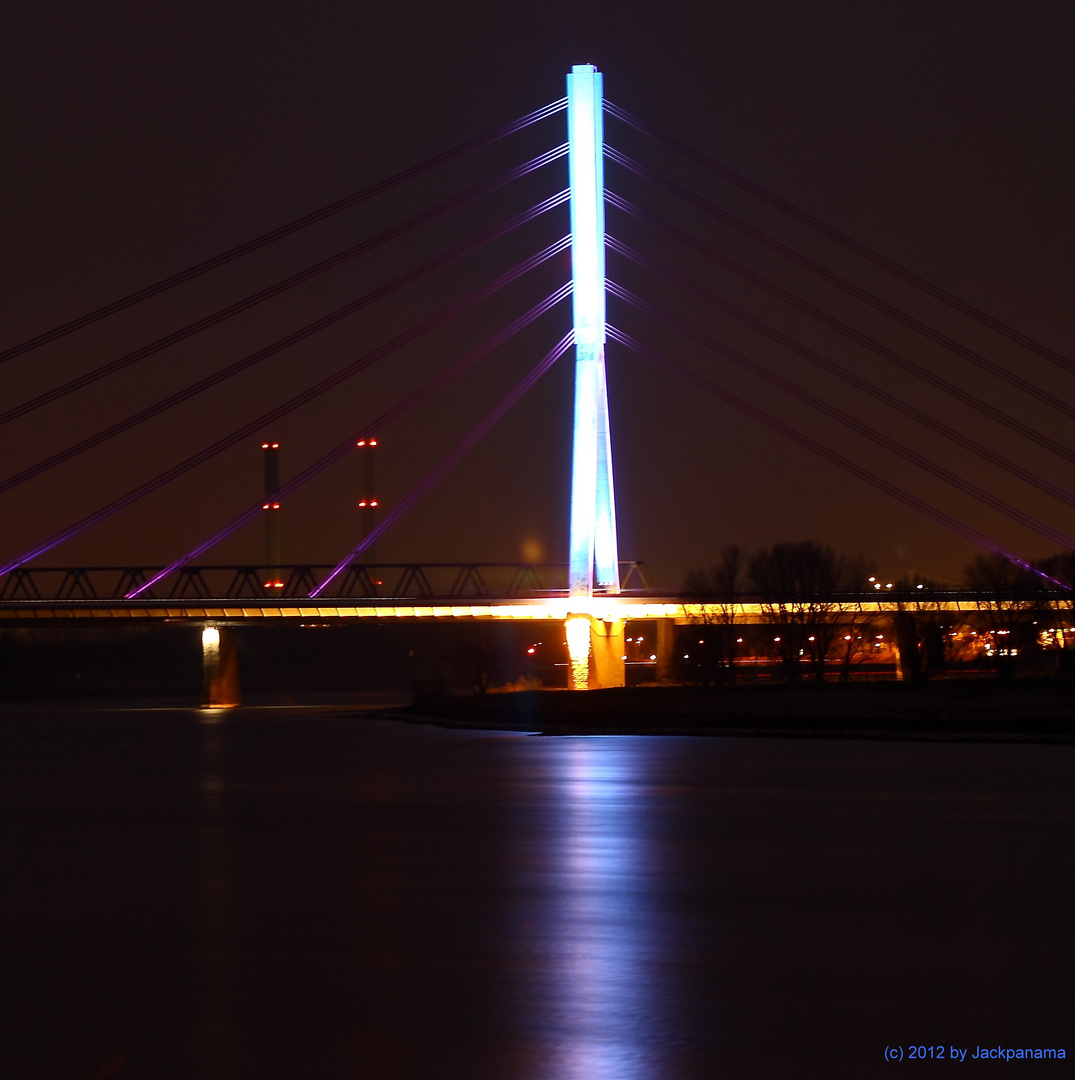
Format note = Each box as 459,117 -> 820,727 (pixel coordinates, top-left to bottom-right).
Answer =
1,146 -> 568,427
1,190 -> 571,494
310,332 -> 574,598
124,287 -> 573,598
606,192 -> 1075,468
605,148 -> 1075,418
608,236 -> 1075,510
606,325 -> 1038,570
0,249 -> 570,580
609,281 -> 1075,551
605,100 -> 1075,377
0,97 -> 568,365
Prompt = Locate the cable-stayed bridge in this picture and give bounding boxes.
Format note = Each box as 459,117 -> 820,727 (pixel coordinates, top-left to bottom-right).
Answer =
3,65 -> 1074,696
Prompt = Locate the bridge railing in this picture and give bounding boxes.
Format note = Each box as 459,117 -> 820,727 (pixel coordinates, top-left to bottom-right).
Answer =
0,561 -> 655,602
679,588 -> 1066,607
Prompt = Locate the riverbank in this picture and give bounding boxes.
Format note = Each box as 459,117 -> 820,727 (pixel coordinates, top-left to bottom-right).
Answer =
394,680 -> 1075,742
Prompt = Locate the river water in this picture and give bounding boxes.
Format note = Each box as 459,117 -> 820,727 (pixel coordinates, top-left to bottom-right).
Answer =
1,701 -> 1071,1078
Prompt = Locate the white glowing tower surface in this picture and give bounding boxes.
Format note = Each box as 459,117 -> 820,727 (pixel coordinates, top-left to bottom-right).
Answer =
567,64 -> 620,598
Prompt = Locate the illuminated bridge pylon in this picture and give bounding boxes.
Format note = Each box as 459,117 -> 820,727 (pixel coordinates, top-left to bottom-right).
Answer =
564,65 -> 633,691
567,64 -> 620,601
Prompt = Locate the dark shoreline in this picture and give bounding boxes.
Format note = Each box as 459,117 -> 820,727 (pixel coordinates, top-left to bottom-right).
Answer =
390,681 -> 1075,743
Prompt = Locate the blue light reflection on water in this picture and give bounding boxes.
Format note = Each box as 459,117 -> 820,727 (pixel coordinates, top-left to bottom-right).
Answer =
6,710 -> 1071,1078
514,736 -> 686,1080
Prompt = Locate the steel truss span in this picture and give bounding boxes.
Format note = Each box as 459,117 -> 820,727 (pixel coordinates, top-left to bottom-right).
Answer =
0,562 -> 654,603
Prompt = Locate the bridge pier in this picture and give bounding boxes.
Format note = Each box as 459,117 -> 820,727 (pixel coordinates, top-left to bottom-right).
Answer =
655,618 -> 677,682
201,626 -> 241,708
589,616 -> 625,689
566,615 -> 625,690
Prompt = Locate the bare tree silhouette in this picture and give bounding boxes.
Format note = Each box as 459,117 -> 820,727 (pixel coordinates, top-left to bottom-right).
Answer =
748,541 -> 872,683
683,545 -> 745,686
964,553 -> 1044,679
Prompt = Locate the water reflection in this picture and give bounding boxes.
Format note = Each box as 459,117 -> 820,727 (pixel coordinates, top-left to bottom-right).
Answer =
4,710 -> 1071,1077
196,712 -> 237,1077
530,738 -> 669,1080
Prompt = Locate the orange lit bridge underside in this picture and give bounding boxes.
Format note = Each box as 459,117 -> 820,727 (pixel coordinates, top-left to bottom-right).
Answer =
0,597 -> 1033,625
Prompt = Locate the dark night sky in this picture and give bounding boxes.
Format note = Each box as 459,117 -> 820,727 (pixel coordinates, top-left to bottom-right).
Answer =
3,0 -> 1075,587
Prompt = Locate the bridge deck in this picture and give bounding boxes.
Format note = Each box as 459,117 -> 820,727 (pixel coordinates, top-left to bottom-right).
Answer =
0,596 -> 1052,625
